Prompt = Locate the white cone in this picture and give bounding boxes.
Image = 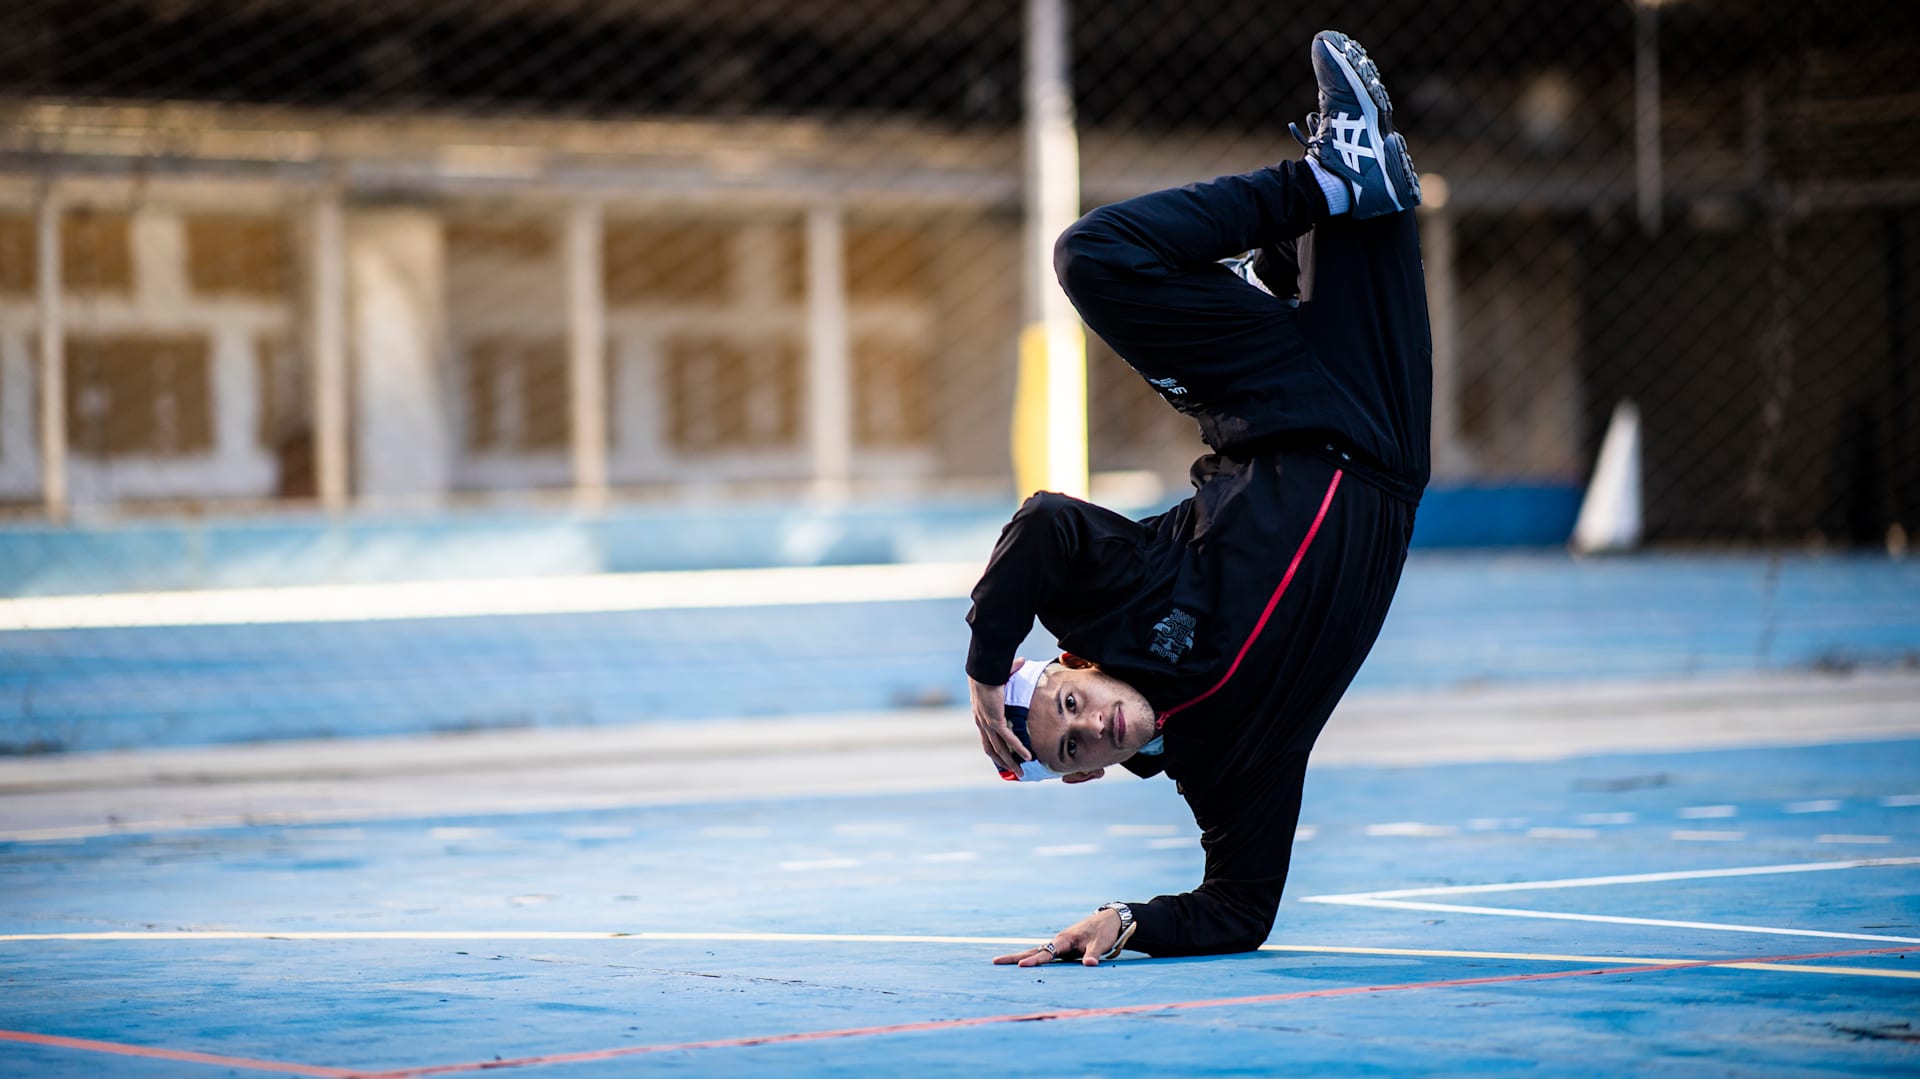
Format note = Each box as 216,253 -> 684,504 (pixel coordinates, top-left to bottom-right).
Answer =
1572,400 -> 1643,554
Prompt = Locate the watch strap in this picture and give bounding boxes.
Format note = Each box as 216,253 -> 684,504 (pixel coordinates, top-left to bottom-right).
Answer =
1097,902 -> 1136,960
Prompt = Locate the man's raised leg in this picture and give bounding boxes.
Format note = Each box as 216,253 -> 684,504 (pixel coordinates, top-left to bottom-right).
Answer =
1052,161 -> 1331,413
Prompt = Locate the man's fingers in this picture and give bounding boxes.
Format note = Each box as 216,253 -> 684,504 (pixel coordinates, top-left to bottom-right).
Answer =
975,716 -> 1030,768
993,721 -> 1033,762
983,725 -> 1029,767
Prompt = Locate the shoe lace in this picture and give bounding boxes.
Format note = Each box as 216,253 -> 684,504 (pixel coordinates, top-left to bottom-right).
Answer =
1288,112 -> 1321,151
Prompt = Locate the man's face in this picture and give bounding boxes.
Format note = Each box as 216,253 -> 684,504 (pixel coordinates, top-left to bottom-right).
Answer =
1024,663 -> 1159,775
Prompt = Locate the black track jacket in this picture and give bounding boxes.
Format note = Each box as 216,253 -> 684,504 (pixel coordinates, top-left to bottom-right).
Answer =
967,448 -> 1414,956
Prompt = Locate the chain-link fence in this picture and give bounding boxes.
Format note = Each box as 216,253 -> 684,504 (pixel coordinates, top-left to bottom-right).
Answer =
0,0 -> 1915,547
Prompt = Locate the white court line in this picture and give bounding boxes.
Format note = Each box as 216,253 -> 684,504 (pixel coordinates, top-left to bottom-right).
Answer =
1364,822 -> 1458,837
0,561 -> 982,631
1309,856 -> 1920,901
0,930 -> 1910,980
1818,834 -> 1892,845
1678,805 -> 1739,819
1527,827 -> 1598,840
778,858 -> 861,872
1784,800 -> 1842,814
1303,856 -> 1920,946
1106,824 -> 1179,837
1305,898 -> 1920,946
1032,843 -> 1099,857
1671,830 -> 1745,842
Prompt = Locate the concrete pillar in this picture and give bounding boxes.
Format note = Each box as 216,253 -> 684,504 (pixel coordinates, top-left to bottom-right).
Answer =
1019,0 -> 1087,499
309,194 -> 350,511
347,209 -> 451,500
805,204 -> 852,498
35,189 -> 66,522
566,201 -> 608,509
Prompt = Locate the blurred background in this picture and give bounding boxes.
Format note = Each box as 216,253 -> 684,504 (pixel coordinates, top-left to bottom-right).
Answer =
0,1 -> 1916,756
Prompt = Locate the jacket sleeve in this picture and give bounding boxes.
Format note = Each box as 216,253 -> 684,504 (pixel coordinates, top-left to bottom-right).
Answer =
964,491 -> 1148,685
1125,751 -> 1310,957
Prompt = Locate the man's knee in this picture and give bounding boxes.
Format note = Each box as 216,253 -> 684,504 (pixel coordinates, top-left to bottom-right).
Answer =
1052,209 -> 1124,301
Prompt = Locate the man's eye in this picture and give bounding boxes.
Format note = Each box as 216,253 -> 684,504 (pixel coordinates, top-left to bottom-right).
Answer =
1065,694 -> 1077,712
1066,738 -> 1077,758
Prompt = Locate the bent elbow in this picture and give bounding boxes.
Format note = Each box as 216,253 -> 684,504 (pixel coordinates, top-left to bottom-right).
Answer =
1219,894 -> 1281,955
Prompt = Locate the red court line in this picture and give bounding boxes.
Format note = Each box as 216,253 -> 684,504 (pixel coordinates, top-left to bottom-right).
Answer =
0,1029 -> 359,1078
354,945 -> 1915,1078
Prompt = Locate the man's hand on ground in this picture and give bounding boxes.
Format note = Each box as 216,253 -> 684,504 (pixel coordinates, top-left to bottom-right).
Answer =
970,658 -> 1031,773
992,907 -> 1123,967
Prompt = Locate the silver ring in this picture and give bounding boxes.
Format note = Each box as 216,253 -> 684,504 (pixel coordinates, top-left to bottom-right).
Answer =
1042,942 -> 1057,957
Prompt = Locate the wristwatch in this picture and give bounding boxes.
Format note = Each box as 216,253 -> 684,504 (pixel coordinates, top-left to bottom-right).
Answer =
1097,901 -> 1137,960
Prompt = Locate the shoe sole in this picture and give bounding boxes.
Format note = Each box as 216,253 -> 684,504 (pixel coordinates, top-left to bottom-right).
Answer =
1315,30 -> 1405,213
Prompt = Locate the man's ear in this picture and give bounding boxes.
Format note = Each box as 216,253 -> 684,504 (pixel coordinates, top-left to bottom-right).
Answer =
1058,653 -> 1094,670
1062,768 -> 1106,784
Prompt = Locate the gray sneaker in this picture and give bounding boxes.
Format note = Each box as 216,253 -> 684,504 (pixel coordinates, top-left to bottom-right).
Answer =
1299,31 -> 1421,219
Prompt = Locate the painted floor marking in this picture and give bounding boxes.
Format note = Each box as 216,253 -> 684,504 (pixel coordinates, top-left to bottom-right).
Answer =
1364,821 -> 1458,837
1577,812 -> 1636,825
1678,805 -> 1739,819
0,1029 -> 356,1078
17,945 -> 1883,1079
1818,834 -> 1892,844
778,857 -> 860,872
4,937 -> 1911,1077
1527,827 -> 1598,840
1307,898 -> 1920,945
351,947 -> 1920,1078
1785,800 -> 1842,814
1882,795 -> 1920,807
2,931 -> 1909,979
1314,856 -> 1920,900
1305,857 -> 1920,945
1671,829 -> 1745,841
0,562 -> 982,632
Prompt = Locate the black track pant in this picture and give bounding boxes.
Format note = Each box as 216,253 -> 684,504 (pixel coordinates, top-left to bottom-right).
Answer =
1053,159 -> 1431,498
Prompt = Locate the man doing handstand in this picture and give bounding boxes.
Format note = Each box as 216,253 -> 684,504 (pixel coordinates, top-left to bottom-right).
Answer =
967,31 -> 1430,966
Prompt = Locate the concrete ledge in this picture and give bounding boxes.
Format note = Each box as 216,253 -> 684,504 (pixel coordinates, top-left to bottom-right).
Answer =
5,670 -> 1914,843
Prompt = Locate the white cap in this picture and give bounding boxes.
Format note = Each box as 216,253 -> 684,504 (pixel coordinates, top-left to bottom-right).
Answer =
1000,659 -> 1062,782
